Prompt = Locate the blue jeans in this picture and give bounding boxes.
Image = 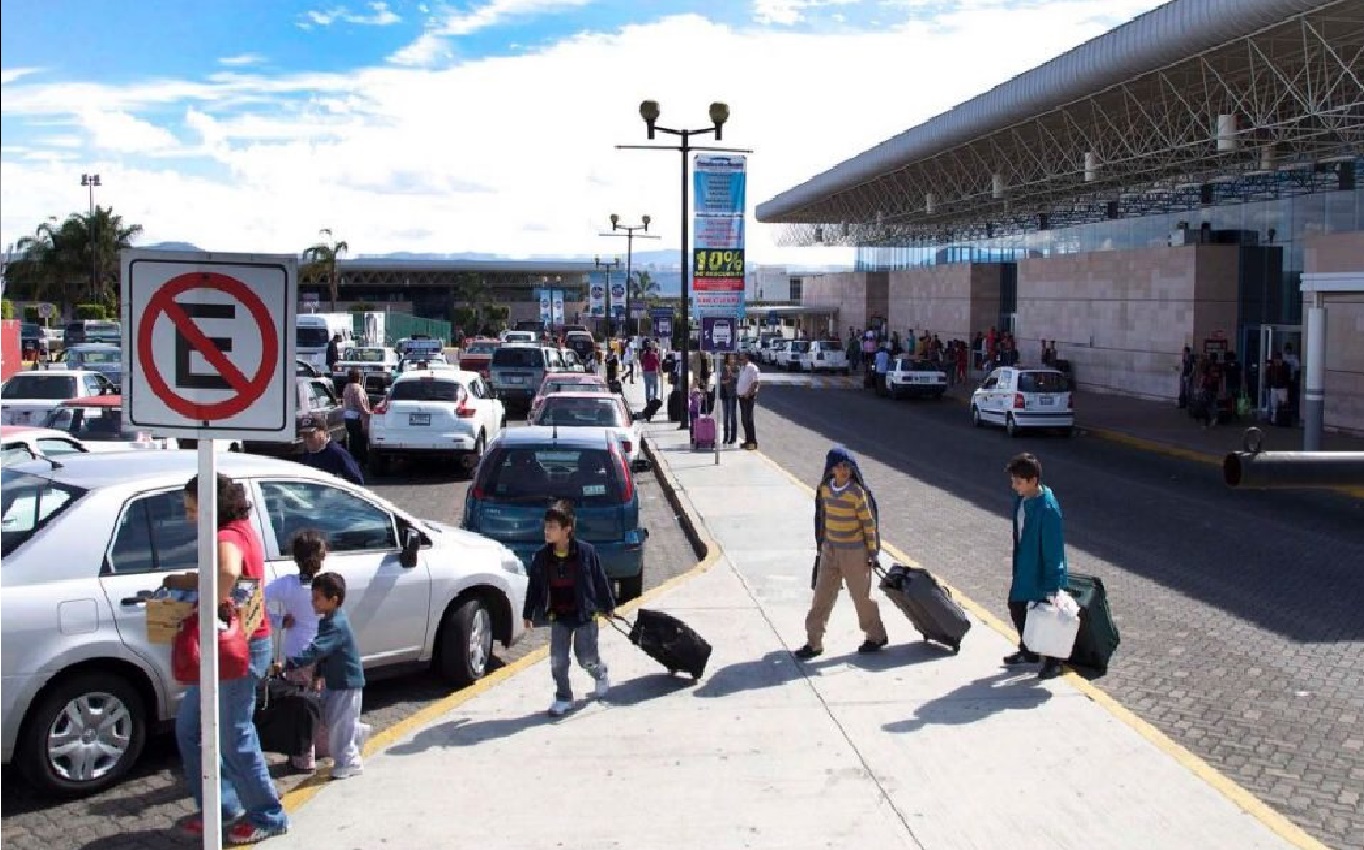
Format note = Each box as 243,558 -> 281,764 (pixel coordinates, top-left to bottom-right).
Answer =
643,372 -> 659,402
549,621 -> 607,701
720,395 -> 737,443
177,635 -> 287,831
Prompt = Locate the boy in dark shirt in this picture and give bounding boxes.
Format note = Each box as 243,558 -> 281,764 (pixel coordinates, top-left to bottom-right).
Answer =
522,500 -> 616,716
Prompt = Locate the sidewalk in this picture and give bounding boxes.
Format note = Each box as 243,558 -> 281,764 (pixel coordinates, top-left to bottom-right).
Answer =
268,381 -> 1324,850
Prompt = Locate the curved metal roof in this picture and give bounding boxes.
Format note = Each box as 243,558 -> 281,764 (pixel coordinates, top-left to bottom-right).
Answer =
756,0 -> 1331,222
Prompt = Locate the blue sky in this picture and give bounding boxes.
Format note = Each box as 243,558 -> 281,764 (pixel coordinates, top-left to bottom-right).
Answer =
0,0 -> 1165,262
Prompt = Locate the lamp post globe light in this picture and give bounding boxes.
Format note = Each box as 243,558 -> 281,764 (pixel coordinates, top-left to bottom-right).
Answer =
600,213 -> 660,339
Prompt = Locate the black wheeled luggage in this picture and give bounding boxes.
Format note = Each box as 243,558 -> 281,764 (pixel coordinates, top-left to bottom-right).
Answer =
636,398 -> 663,422
667,388 -> 685,423
1064,573 -> 1119,676
610,609 -> 711,679
877,564 -> 970,652
253,677 -> 322,758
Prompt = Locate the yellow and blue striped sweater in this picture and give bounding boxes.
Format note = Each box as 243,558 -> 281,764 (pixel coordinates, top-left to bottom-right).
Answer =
817,481 -> 878,555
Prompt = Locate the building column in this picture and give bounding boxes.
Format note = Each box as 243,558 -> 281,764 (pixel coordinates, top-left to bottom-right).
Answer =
1303,292 -> 1326,451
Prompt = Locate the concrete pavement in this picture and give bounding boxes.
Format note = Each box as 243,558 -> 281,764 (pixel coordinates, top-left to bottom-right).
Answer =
267,378 -> 1323,850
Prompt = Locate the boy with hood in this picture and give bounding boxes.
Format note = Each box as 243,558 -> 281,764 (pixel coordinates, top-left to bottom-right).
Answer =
795,446 -> 889,658
1004,452 -> 1069,680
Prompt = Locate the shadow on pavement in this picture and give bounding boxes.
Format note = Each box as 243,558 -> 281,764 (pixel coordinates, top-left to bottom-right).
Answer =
602,674 -> 694,707
78,827 -> 195,850
805,639 -> 955,673
386,712 -> 553,754
881,671 -> 1053,735
692,650 -> 805,698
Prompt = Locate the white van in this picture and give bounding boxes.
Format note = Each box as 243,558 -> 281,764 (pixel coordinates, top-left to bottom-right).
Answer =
297,313 -> 354,368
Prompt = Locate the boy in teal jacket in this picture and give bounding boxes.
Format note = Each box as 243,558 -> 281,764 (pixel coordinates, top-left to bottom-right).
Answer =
1004,453 -> 1069,680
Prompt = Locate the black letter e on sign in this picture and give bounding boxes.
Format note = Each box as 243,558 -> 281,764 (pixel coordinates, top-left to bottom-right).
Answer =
175,302 -> 235,390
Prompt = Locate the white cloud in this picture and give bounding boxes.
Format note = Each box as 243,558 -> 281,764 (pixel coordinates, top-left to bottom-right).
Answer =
302,2 -> 401,28
0,0 -> 1165,264
218,53 -> 266,67
753,0 -> 857,26
388,0 -> 593,64
0,67 -> 42,86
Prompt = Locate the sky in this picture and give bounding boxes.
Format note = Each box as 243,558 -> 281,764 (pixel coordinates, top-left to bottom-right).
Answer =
0,0 -> 1167,266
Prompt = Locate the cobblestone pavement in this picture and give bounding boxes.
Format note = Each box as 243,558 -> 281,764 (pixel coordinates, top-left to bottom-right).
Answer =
0,452 -> 697,850
755,384 -> 1364,850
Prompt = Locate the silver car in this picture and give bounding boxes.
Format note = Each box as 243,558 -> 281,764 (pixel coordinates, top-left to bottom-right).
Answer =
54,342 -> 124,388
0,451 -> 528,796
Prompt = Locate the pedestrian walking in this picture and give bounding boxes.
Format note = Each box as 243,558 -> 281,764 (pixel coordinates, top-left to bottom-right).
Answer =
795,446 -> 888,658
340,369 -> 371,464
736,351 -> 761,450
640,342 -> 661,402
623,339 -> 636,383
719,353 -> 739,446
297,416 -> 364,485
1003,452 -> 1068,680
522,500 -> 616,717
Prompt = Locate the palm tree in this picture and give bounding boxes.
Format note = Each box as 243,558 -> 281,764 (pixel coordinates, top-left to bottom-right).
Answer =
630,270 -> 660,302
302,229 -> 349,310
6,208 -> 141,313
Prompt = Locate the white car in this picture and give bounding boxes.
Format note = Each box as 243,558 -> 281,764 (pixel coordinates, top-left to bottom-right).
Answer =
396,354 -> 452,373
0,370 -> 117,427
500,330 -> 537,345
776,339 -> 808,371
799,340 -> 850,374
37,395 -> 245,453
763,338 -> 789,366
368,369 -> 506,475
970,366 -> 1074,436
0,451 -> 528,796
886,358 -> 948,400
334,345 -> 400,380
1,425 -> 88,466
531,392 -> 642,463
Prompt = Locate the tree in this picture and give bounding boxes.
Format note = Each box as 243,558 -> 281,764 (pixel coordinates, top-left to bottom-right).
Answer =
6,207 -> 142,314
630,270 -> 661,302
301,229 -> 349,311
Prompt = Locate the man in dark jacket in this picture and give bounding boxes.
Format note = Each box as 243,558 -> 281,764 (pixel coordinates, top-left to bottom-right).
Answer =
522,500 -> 616,716
297,416 -> 364,485
1004,452 -> 1069,680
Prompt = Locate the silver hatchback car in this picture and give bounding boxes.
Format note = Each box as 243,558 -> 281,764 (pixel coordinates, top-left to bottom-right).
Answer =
0,451 -> 528,796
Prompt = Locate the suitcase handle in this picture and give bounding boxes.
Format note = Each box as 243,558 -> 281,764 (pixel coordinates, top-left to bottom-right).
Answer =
604,613 -> 633,637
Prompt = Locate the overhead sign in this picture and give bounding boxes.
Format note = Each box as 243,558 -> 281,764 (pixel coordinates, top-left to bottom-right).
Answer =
121,250 -> 297,440
692,155 -> 747,319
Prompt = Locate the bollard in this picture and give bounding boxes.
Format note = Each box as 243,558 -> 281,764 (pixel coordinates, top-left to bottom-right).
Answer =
1223,428 -> 1364,489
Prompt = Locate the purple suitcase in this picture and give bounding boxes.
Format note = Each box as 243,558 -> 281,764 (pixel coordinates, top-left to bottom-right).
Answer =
692,414 -> 716,450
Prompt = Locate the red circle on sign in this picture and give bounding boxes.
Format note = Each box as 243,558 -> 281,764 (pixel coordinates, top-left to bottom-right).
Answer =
138,271 -> 280,421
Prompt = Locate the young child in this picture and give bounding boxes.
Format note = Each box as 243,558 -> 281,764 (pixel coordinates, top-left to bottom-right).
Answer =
522,500 -> 616,717
265,530 -> 326,771
280,572 -> 371,778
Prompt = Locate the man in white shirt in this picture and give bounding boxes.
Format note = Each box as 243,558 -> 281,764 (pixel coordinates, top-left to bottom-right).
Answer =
736,352 -> 762,450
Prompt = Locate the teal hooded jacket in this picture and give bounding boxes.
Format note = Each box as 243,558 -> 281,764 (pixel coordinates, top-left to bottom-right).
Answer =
1009,485 -> 1068,602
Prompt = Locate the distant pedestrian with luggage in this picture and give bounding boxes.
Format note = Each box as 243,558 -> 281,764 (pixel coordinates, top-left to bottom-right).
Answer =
736,352 -> 761,450
1003,452 -> 1068,680
523,500 -> 616,717
795,446 -> 889,659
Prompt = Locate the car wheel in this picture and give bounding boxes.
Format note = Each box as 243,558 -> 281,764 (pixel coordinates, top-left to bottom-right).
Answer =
618,573 -> 644,602
972,405 -> 984,428
17,672 -> 146,797
463,433 -> 486,478
1007,414 -> 1020,437
438,598 -> 494,688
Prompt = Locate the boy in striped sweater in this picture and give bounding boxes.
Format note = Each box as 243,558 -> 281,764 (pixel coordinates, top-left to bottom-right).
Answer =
795,446 -> 889,659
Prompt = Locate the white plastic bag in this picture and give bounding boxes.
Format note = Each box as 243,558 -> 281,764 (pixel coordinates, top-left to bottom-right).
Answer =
1023,594 -> 1081,659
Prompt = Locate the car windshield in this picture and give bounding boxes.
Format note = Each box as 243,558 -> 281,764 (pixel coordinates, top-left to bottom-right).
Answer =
1,374 -> 78,400
389,380 -> 461,402
74,349 -> 120,364
535,398 -> 624,428
1,471 -> 86,557
21,324 -> 42,337
86,323 -> 120,342
898,360 -> 939,372
1018,372 -> 1068,392
540,382 -> 607,397
492,347 -> 544,368
789,341 -> 810,353
42,406 -> 138,442
345,348 -> 389,363
466,343 -> 498,355
476,447 -> 621,506
297,327 -> 330,348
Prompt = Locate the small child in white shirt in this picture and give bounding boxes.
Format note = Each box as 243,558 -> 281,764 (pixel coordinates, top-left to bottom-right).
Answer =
265,529 -> 327,770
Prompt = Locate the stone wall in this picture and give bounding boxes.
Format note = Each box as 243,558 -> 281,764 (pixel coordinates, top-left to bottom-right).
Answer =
888,265 -> 978,341
1017,245 -> 1241,400
1305,231 -> 1364,435
802,272 -> 873,332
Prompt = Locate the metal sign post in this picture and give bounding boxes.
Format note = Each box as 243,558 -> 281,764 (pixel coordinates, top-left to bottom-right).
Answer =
195,441 -> 221,850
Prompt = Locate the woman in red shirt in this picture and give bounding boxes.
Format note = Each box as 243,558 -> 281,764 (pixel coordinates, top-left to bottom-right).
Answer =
640,342 -> 661,403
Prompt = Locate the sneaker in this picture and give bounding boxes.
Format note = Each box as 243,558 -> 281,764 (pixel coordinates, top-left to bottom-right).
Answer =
1002,650 -> 1040,666
548,699 -> 572,717
594,674 -> 611,699
357,722 -> 373,754
226,821 -> 288,845
793,645 -> 823,660
181,812 -> 244,836
857,637 -> 889,654
331,765 -> 364,780
1037,661 -> 1064,681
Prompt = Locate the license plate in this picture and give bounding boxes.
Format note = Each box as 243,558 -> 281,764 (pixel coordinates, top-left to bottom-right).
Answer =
409,413 -> 431,425
1038,395 -> 1054,406
506,376 -> 523,385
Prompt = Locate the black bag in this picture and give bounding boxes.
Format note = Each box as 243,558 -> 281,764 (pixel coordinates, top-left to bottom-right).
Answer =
877,564 -> 970,652
1064,572 -> 1119,676
636,398 -> 663,422
253,676 -> 322,757
666,388 -> 685,423
610,609 -> 712,680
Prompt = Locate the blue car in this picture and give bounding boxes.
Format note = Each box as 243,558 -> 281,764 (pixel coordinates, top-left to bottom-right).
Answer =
462,427 -> 650,600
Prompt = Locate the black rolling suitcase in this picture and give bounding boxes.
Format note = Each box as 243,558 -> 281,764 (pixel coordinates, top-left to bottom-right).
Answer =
609,609 -> 711,679
666,388 -> 685,423
636,398 -> 663,422
876,563 -> 970,652
1065,573 -> 1119,676
253,676 -> 322,758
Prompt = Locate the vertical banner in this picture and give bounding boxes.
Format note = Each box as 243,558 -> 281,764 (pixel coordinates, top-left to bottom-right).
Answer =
551,290 -> 565,326
610,277 -> 627,322
693,155 -> 747,348
588,273 -> 606,319
536,289 -> 551,325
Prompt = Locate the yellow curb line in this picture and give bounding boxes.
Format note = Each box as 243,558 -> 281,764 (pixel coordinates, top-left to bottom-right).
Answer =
755,448 -> 1330,850
280,432 -> 723,816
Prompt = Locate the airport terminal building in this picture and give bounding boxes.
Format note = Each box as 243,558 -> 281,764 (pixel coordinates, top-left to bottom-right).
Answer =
757,0 -> 1363,437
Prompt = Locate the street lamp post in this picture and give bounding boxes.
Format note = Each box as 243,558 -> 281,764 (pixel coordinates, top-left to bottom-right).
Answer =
619,101 -> 749,430
81,173 -> 101,304
600,214 -> 660,338
593,255 -> 621,338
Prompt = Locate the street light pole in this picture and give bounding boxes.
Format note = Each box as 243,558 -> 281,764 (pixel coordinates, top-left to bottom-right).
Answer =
619,101 -> 749,431
81,173 -> 101,304
593,255 -> 621,338
601,214 -> 660,338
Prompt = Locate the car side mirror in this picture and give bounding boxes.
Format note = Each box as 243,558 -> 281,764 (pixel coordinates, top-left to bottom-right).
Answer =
400,526 -> 423,569
630,457 -> 651,474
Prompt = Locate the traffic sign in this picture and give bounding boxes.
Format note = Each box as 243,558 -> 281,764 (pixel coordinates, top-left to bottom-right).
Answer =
36,302 -> 55,319
701,316 -> 736,352
121,250 -> 297,440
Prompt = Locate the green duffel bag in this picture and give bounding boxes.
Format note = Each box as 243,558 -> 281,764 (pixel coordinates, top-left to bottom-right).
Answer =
1065,573 -> 1120,676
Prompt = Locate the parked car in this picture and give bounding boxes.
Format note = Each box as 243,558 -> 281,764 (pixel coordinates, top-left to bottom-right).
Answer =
776,339 -> 808,371
527,373 -> 609,421
20,323 -> 50,359
333,345 -> 401,398
463,427 -> 649,601
50,343 -> 124,389
1,425 -> 88,466
0,370 -> 117,426
762,338 -> 789,366
564,332 -> 597,365
499,330 -> 537,345
799,340 -> 850,374
970,366 -> 1074,437
530,392 -> 642,463
0,451 -> 528,796
40,395 -> 244,453
488,344 -> 564,414
885,358 -> 948,400
62,320 -> 120,346
457,337 -> 500,380
243,377 -> 346,456
296,358 -> 325,378
368,369 -> 505,475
